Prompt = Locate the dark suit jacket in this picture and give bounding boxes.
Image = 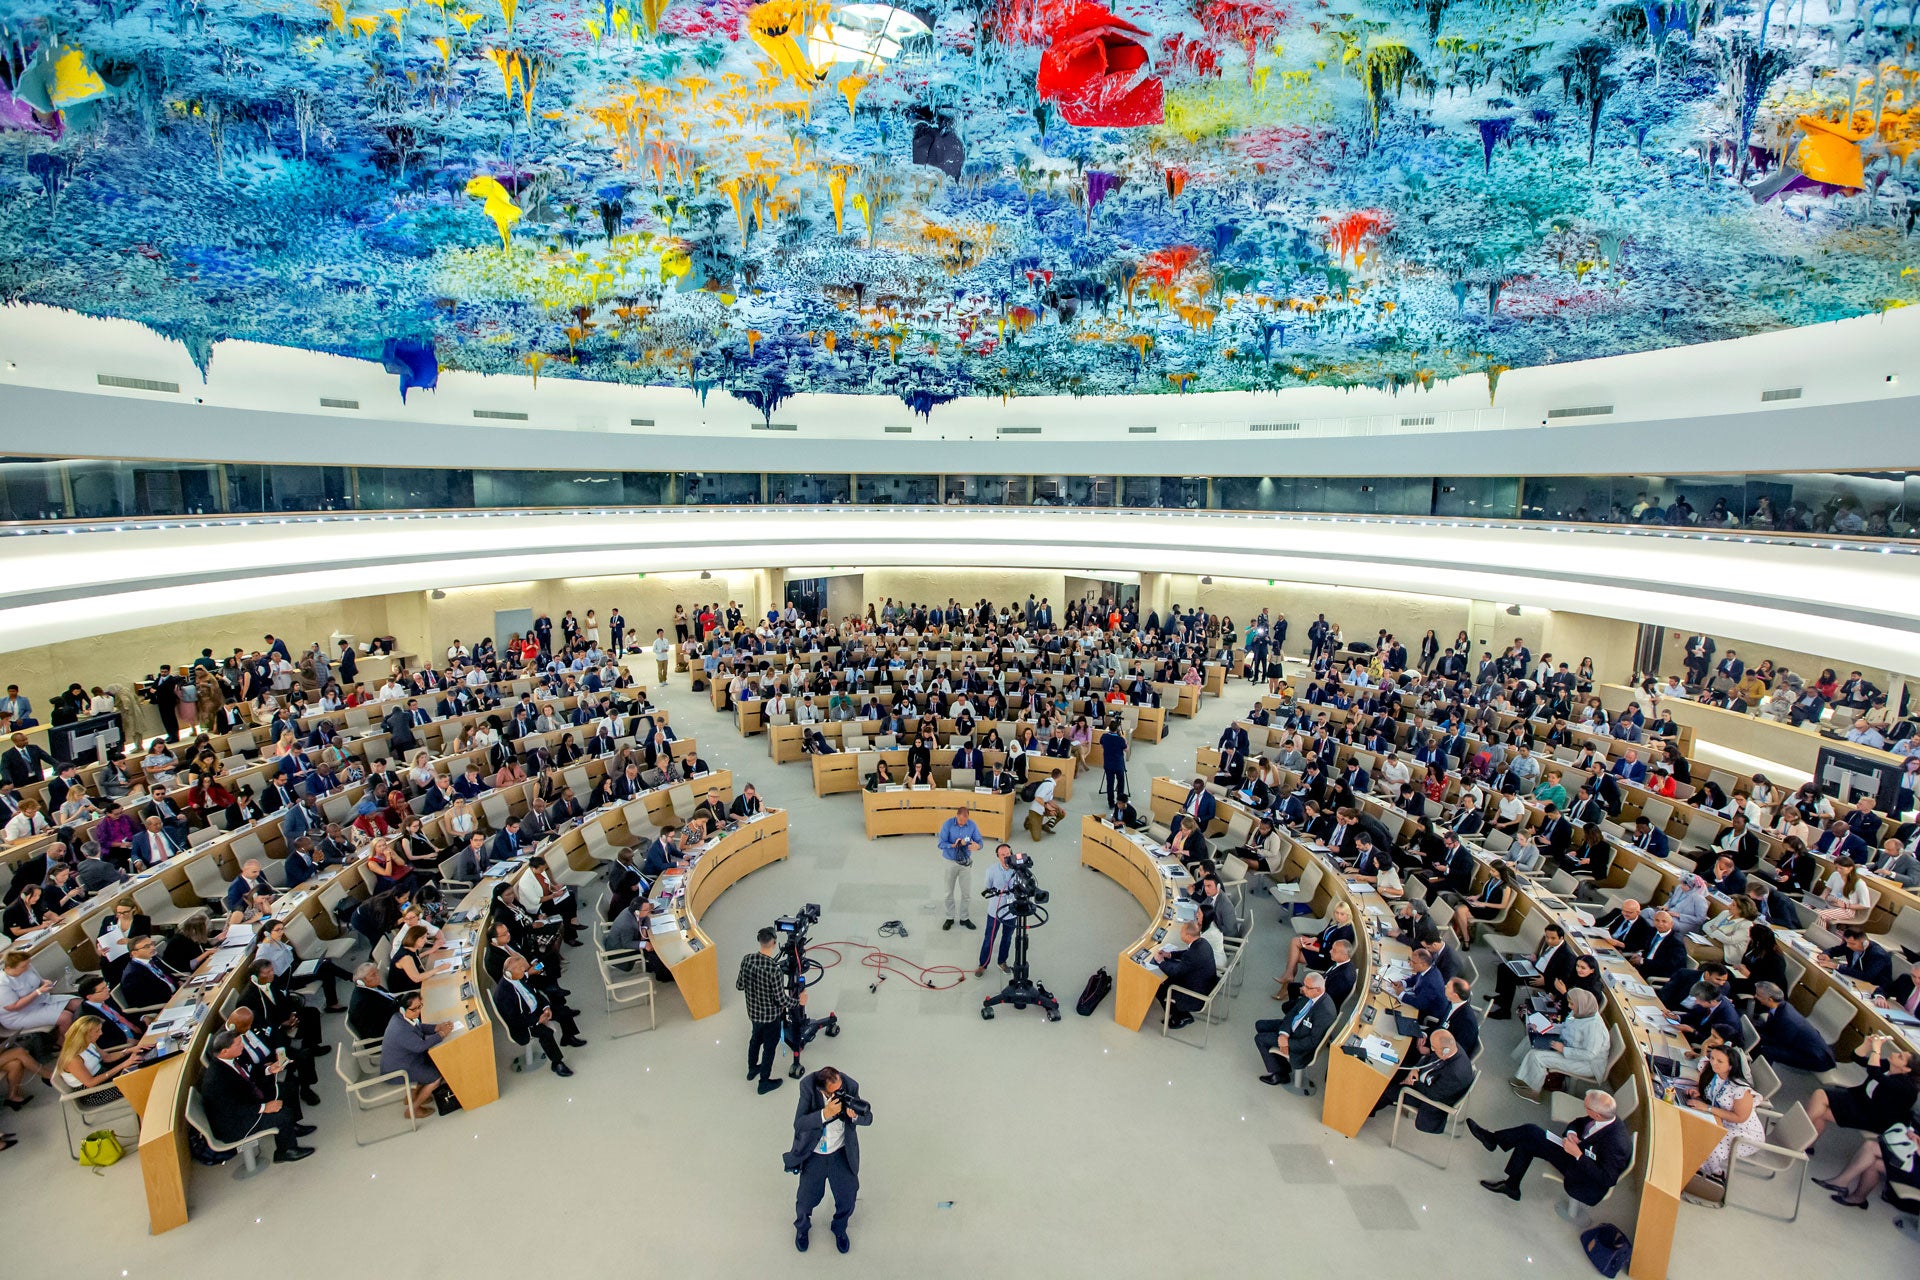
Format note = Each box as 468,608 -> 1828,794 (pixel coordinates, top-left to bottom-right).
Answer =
1160,938 -> 1218,999
1400,965 -> 1449,1021
118,956 -> 180,1008
1276,992 -> 1337,1067
784,1071 -> 873,1175
1401,1050 -> 1476,1132
1322,960 -> 1356,1009
1564,1117 -> 1634,1204
492,976 -> 555,1045
347,985 -> 400,1043
1636,930 -> 1687,979
1756,1003 -> 1836,1071
1439,1001 -> 1481,1059
200,1057 -> 271,1143
1830,941 -> 1895,989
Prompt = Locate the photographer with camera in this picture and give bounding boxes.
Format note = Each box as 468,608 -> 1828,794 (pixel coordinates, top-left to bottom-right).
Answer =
738,926 -> 802,1095
974,843 -> 1020,978
937,805 -> 982,931
783,1065 -> 873,1254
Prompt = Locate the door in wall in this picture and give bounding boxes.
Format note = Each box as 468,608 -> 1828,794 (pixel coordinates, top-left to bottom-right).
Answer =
784,578 -> 826,622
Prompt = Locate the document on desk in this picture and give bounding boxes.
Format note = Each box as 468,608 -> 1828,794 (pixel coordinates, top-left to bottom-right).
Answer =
1634,1006 -> 1672,1029
1608,974 -> 1656,998
1360,1035 -> 1400,1066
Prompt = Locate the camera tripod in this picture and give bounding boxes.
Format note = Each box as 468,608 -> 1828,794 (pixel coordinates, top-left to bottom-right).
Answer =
981,900 -> 1059,1021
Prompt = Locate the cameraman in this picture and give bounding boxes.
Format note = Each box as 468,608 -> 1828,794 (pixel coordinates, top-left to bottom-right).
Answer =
937,805 -> 982,931
974,843 -> 1020,978
737,926 -> 802,1095
783,1065 -> 873,1254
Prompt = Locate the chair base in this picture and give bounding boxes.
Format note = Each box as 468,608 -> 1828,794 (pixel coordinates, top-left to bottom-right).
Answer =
1555,1196 -> 1592,1226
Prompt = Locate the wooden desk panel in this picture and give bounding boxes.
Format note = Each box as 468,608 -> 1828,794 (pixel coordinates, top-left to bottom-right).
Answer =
649,810 -> 791,1019
861,788 -> 1013,841
1079,816 -> 1191,1030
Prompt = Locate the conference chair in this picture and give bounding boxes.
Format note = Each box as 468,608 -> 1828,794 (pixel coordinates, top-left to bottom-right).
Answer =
1718,1103 -> 1817,1220
1389,1070 -> 1481,1168
58,1074 -> 138,1160
184,1088 -> 274,1177
593,934 -> 657,1038
333,1042 -> 416,1145
1542,1129 -> 1638,1225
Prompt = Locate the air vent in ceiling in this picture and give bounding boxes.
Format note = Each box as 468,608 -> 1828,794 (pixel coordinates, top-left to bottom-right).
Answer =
1760,387 -> 1802,402
630,418 -> 655,426
883,426 -> 913,434
997,426 -> 1041,435
1128,426 -> 1158,434
1400,415 -> 1435,427
473,409 -> 528,421
97,374 -> 179,394
1546,404 -> 1613,419
1249,422 -> 1300,433
319,397 -> 359,410
751,422 -> 798,432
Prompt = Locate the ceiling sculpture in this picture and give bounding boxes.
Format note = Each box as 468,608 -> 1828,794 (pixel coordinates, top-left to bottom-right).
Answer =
1,1 -> 1917,414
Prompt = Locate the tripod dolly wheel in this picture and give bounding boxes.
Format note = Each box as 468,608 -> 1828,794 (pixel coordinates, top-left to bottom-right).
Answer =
980,1006 -> 994,1020
824,1021 -> 841,1038
788,1060 -> 805,1079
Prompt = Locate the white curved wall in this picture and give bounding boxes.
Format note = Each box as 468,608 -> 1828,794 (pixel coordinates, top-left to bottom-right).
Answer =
2,303 -> 1916,473
3,508 -> 1914,673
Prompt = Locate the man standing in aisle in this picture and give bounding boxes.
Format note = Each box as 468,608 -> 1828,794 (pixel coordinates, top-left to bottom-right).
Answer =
937,805 -> 982,931
784,1065 -> 873,1253
652,629 -> 671,683
1100,719 -> 1131,804
738,927 -> 800,1095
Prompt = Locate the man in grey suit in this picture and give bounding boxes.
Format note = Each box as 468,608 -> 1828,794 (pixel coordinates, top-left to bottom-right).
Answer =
1254,970 -> 1335,1086
783,1066 -> 873,1254
379,990 -> 453,1119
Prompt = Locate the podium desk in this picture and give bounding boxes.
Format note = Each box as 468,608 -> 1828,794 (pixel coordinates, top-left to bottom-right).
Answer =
861,787 -> 1013,841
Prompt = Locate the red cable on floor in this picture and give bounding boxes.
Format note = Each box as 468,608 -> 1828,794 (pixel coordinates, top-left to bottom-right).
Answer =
806,939 -> 972,991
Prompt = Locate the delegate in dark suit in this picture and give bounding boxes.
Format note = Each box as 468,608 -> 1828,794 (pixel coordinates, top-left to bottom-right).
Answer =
1157,937 -> 1218,1016
1754,1001 -> 1836,1072
1475,1113 -> 1633,1205
1377,1047 -> 1476,1132
1253,991 -> 1335,1085
493,968 -> 584,1075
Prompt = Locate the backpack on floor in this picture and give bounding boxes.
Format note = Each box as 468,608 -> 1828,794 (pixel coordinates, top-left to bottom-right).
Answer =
1075,967 -> 1113,1016
1580,1225 -> 1631,1278
1018,779 -> 1042,802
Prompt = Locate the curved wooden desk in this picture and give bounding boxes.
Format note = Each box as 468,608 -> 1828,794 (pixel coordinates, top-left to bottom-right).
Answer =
861,787 -> 1014,840
421,878 -> 502,1112
1078,816 -> 1193,1029
647,808 -> 790,1019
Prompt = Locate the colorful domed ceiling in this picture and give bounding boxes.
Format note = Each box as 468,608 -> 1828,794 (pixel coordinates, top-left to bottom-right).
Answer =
2,0 -> 1917,413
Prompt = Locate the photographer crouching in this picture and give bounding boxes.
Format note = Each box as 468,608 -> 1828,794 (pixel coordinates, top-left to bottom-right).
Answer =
783,1065 -> 873,1254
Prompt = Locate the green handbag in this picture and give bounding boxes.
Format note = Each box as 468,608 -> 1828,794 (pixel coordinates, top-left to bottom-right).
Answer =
78,1129 -> 125,1171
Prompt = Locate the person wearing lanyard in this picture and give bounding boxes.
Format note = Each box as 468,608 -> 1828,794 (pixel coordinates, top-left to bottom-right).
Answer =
784,1065 -> 873,1254
936,807 -> 982,932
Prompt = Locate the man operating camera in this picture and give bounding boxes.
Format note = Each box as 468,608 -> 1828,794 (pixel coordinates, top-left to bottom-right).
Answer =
783,1065 -> 873,1254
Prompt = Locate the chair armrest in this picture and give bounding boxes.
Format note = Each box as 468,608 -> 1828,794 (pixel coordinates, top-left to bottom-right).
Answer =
1398,1087 -> 1460,1116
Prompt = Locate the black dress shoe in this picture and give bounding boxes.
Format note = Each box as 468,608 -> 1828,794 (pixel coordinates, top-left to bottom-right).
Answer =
795,1228 -> 809,1253
1466,1119 -> 1498,1152
300,1089 -> 322,1107
958,919 -> 977,930
1479,1179 -> 1520,1200
1259,1072 -> 1286,1086
560,1035 -> 587,1048
550,1061 -> 574,1077
834,1228 -> 850,1254
942,920 -> 953,931
273,1146 -> 316,1163
757,1079 -> 784,1095
293,1123 -> 318,1137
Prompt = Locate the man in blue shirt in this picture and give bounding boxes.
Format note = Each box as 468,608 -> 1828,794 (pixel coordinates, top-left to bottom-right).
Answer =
937,806 -> 983,932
